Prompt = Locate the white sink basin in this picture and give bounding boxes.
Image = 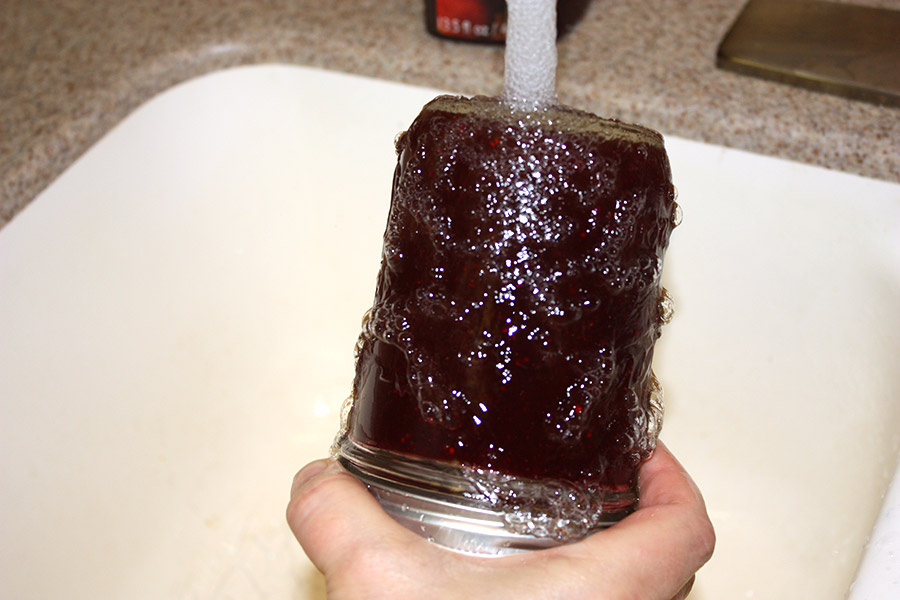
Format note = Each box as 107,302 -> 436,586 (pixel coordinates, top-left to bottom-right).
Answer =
1,65 -> 898,599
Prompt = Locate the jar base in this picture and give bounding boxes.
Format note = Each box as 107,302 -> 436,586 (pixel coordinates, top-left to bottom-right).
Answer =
335,436 -> 633,555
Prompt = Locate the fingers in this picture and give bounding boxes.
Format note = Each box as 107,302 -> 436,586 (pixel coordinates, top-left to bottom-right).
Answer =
288,446 -> 714,600
672,575 -> 696,600
286,458 -> 409,575
637,442 -> 707,513
631,441 -> 714,560
561,442 -> 715,600
635,442 -> 716,569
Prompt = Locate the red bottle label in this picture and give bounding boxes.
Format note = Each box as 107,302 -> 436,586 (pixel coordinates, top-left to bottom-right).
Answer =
432,0 -> 507,41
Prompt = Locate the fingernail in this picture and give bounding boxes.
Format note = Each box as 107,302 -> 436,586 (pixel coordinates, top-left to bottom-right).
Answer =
290,458 -> 344,498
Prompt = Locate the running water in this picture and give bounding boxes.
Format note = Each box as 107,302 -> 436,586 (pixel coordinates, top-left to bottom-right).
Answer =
502,0 -> 558,111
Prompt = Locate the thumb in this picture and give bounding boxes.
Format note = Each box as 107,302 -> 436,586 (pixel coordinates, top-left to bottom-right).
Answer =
286,458 -> 406,574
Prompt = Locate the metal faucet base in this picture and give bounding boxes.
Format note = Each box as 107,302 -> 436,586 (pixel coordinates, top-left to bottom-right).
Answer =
717,0 -> 900,107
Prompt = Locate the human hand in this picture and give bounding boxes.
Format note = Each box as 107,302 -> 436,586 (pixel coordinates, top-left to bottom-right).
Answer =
287,442 -> 714,600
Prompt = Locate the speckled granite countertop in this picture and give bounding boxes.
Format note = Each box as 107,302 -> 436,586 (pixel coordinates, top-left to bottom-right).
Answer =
2,0 -> 899,227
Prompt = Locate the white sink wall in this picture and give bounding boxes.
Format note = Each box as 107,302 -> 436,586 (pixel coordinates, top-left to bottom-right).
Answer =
1,65 -> 898,599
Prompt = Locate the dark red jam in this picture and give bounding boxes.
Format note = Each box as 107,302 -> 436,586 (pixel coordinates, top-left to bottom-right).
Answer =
348,95 -> 676,492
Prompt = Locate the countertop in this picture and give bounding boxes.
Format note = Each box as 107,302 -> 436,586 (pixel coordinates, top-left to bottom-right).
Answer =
2,0 -> 899,228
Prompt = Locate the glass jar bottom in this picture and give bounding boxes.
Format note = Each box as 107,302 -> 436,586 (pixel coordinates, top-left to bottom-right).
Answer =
335,436 -> 634,555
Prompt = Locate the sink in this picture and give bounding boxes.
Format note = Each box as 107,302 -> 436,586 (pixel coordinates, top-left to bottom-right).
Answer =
1,64 -> 898,599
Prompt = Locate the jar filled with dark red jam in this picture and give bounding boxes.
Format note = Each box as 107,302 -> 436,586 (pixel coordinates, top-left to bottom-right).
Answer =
336,94 -> 678,554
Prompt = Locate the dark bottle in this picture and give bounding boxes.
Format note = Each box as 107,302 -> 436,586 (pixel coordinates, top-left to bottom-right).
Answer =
424,0 -> 591,43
